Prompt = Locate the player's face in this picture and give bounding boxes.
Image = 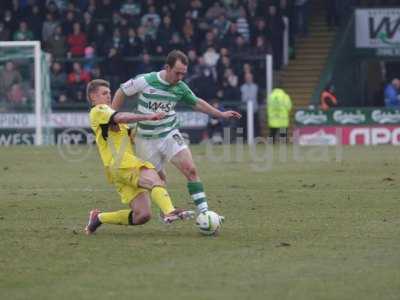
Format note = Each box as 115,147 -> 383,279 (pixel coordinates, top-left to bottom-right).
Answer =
92,86 -> 111,105
166,60 -> 187,85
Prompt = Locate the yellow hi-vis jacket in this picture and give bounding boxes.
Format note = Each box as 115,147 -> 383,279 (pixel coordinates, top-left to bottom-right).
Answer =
266,88 -> 292,128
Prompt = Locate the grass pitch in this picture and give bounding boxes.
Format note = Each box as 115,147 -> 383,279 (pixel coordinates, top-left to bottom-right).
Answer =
0,144 -> 399,300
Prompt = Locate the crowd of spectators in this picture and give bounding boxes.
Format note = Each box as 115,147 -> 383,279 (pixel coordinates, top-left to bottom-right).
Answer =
0,0 -> 301,109
0,0 -> 392,110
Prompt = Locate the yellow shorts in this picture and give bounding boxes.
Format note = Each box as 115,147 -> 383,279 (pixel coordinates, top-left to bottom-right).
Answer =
106,159 -> 155,205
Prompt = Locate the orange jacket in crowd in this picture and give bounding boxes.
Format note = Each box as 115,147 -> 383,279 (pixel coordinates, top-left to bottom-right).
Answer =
320,90 -> 337,111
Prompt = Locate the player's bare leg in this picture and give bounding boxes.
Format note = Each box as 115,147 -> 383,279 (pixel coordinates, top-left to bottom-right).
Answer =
171,148 -> 209,213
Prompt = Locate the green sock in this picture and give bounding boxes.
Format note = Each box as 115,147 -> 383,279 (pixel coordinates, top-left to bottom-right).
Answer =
187,181 -> 208,213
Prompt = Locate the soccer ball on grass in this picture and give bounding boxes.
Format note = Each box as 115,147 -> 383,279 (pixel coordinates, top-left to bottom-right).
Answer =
196,211 -> 223,236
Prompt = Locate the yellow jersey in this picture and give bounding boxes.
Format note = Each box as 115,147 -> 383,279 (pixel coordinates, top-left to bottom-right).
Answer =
89,104 -> 137,169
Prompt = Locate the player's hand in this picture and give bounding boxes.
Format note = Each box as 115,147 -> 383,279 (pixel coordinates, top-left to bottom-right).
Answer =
220,111 -> 241,119
147,112 -> 166,120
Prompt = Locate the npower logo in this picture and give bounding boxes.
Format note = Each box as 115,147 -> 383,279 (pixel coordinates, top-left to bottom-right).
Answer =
349,127 -> 400,145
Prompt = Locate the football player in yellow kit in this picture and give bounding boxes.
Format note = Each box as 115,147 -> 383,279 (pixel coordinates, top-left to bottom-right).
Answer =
85,79 -> 194,235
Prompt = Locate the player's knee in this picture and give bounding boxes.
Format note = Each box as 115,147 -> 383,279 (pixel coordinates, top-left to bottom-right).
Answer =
134,211 -> 151,224
152,177 -> 165,188
139,169 -> 165,189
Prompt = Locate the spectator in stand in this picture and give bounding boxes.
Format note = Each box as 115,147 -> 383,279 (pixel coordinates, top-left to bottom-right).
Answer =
89,23 -> 108,57
142,17 -> 158,42
124,27 -> 143,57
219,47 -> 230,58
42,13 -> 59,42
45,25 -> 67,59
91,65 -> 103,80
267,5 -> 285,70
46,1 -> 60,18
156,15 -> 175,55
207,98 -> 225,144
203,47 -> 220,70
223,23 -> 241,50
62,10 -> 76,36
384,78 -> 400,108
236,6 -> 250,42
141,5 -> 161,29
0,22 -> 11,41
120,0 -> 142,20
186,49 -> 199,83
106,28 -> 125,54
95,0 -> 114,20
326,0 -> 340,29
320,83 -> 338,111
217,54 -> 233,83
200,30 -> 219,53
50,61 -> 68,103
28,4 -> 44,40
221,68 -> 241,101
251,18 -> 268,45
294,0 -> 310,37
240,72 -> 260,138
136,25 -> 155,54
205,2 -> 226,21
231,35 -> 250,58
7,83 -> 28,105
86,0 -> 97,19
135,52 -> 155,75
192,67 -> 217,100
226,0 -> 242,19
67,61 -> 91,100
279,0 -> 296,55
119,16 -> 131,38
245,0 -> 259,20
82,12 -> 95,38
103,47 -> 124,91
182,18 -> 196,52
13,21 -> 34,41
212,11 -> 231,40
251,35 -> 272,55
186,0 -> 203,21
67,22 -> 87,57
83,46 -> 96,73
0,61 -> 23,100
166,32 -> 184,54
3,10 -> 18,34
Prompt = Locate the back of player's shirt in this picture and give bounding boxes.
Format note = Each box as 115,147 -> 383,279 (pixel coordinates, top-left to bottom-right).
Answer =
89,104 -> 136,169
120,72 -> 198,138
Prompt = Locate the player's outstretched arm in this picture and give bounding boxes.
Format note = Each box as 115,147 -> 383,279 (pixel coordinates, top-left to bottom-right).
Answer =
113,112 -> 166,123
194,99 -> 242,119
112,88 -> 126,110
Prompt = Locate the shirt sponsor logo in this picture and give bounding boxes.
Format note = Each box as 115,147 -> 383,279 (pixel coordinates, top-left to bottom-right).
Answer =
148,101 -> 173,113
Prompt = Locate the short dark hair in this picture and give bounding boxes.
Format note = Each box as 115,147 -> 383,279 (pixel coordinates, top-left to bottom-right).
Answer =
86,79 -> 110,103
165,50 -> 189,68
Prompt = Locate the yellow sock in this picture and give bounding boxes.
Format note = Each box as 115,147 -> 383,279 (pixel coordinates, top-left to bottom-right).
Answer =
98,209 -> 132,225
150,186 -> 175,214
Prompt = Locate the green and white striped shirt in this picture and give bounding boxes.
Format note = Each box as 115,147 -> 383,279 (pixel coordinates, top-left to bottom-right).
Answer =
120,72 -> 198,138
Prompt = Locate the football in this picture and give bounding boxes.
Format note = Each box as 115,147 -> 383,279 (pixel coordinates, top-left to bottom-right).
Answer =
196,211 -> 223,236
